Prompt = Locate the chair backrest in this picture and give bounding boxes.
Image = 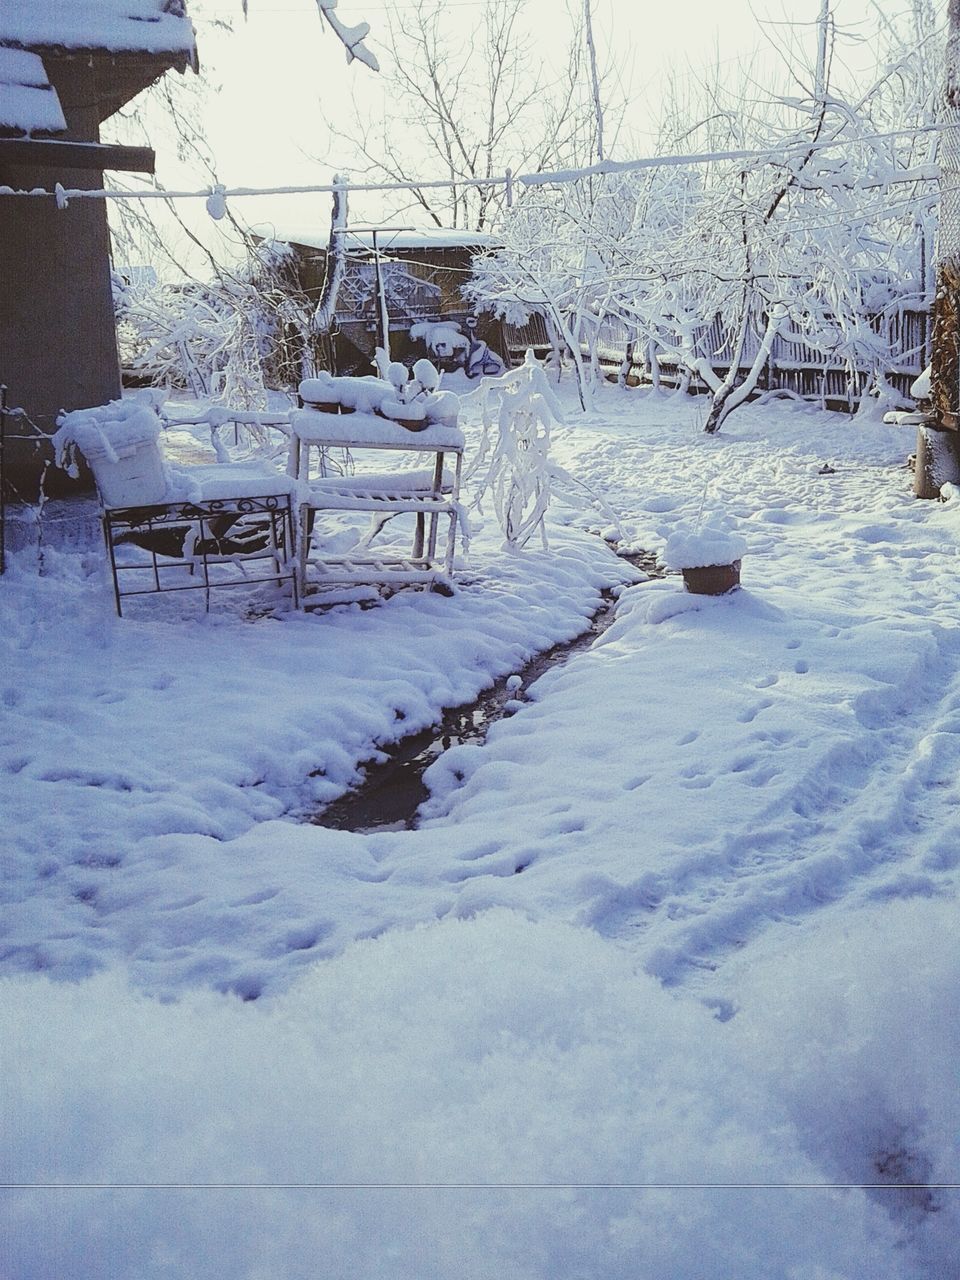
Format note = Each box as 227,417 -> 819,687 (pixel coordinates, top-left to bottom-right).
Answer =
53,402 -> 170,507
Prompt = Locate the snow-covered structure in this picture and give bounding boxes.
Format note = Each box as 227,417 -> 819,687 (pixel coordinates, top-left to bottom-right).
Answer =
0,1 -> 197,500
255,225 -> 510,379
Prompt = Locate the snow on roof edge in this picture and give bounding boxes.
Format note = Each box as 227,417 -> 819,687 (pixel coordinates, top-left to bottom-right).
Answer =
255,225 -> 502,253
0,2 -> 195,59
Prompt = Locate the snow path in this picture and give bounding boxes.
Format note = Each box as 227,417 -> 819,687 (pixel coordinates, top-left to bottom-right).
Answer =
629,614 -> 960,987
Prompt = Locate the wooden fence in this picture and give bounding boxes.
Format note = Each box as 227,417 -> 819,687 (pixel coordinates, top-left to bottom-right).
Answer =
505,306 -> 930,409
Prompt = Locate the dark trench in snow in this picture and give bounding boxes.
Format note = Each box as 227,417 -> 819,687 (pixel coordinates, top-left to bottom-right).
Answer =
312,552 -> 664,833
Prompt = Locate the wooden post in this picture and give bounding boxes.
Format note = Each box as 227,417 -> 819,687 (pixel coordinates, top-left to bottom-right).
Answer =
372,229 -> 390,362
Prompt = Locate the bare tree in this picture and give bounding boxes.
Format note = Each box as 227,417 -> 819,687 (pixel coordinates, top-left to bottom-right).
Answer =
469,4 -> 939,426
328,0 -> 603,230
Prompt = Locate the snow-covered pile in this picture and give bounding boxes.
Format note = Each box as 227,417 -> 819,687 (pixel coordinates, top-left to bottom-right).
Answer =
299,372 -> 395,415
53,398 -> 170,506
410,319 -> 469,359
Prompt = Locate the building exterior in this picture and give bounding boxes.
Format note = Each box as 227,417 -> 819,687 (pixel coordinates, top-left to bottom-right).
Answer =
0,1 -> 196,499
265,226 -> 510,378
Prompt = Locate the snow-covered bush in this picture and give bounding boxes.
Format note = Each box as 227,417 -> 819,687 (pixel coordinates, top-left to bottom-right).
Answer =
467,353 -> 619,549
115,239 -> 323,414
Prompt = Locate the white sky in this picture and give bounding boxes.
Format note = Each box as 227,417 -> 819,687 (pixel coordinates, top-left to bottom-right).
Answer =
120,0 -> 926,267
194,0 -> 892,182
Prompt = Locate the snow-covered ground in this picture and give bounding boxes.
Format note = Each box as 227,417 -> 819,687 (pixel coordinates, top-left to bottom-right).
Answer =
3,383 -> 960,1278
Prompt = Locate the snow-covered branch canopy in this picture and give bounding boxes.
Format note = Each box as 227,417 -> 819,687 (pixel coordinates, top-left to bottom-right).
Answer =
316,0 -> 378,71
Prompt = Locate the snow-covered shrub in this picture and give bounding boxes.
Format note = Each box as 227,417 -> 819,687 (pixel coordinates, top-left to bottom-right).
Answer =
115,239 -> 322,418
467,353 -> 619,550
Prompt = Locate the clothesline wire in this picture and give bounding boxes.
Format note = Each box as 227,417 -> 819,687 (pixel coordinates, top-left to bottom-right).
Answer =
0,121 -> 947,206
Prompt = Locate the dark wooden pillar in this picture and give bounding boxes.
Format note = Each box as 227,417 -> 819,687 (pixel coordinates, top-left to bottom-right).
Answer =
0,61 -> 122,501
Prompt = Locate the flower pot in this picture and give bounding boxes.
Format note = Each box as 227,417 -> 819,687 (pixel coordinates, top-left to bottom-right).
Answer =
391,417 -> 430,432
306,401 -> 355,415
681,560 -> 741,595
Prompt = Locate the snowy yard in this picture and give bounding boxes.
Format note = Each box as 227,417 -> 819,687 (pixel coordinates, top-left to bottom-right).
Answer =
3,383 -> 960,1278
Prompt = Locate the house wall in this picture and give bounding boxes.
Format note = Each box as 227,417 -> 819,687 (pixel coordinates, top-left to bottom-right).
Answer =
0,59 -> 122,500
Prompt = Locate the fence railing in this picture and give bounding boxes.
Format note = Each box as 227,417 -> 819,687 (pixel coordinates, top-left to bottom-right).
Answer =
504,306 -> 930,408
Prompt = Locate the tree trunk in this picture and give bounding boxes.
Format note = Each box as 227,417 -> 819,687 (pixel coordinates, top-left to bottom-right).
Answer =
704,308 -> 784,434
931,256 -> 960,428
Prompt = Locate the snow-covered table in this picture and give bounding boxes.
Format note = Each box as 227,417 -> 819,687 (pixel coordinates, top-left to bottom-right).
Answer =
288,407 -> 465,598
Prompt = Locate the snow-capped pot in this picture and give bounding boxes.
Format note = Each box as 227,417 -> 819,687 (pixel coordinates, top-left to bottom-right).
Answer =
663,525 -> 747,595
378,397 -> 429,432
680,562 -> 742,595
52,400 -> 169,508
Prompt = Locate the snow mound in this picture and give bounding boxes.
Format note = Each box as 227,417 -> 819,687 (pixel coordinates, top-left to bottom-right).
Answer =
1,911 -> 908,1279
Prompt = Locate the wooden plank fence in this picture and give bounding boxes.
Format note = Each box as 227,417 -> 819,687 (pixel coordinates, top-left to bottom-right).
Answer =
505,306 -> 930,409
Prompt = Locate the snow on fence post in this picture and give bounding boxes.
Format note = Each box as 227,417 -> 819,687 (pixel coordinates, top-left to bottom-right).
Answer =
924,0 -> 960,496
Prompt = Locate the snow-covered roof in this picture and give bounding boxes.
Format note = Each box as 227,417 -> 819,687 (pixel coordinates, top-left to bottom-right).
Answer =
0,0 -> 195,58
259,225 -> 502,253
0,46 -> 66,134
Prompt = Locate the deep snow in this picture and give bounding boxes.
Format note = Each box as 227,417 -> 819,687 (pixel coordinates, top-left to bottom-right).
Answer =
3,382 -> 959,1278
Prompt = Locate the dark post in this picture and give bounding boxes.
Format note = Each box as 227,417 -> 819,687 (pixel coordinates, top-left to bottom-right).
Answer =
372,229 -> 390,361
922,0 -> 960,496
0,384 -> 6,575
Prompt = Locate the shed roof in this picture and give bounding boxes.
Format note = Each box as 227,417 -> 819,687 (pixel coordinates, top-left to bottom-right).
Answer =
0,1 -> 195,58
261,225 -> 502,254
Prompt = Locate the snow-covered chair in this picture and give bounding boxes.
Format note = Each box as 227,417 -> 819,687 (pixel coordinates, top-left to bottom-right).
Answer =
53,399 -> 299,614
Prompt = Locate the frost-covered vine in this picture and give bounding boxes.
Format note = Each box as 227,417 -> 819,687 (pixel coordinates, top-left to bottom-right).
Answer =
467,353 -> 621,550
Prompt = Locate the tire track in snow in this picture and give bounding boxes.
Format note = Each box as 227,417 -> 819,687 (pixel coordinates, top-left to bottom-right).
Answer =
549,405 -> 960,985
629,624 -> 960,988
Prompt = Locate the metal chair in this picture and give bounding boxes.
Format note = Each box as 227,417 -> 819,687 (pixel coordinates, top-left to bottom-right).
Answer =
53,400 -> 299,615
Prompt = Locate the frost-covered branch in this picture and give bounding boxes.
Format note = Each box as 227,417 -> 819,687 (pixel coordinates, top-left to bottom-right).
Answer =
465,353 -> 621,549
316,2 -> 379,72
468,3 -> 938,427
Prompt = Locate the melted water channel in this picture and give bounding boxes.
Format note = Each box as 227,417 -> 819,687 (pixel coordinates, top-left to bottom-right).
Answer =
312,552 -> 663,833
